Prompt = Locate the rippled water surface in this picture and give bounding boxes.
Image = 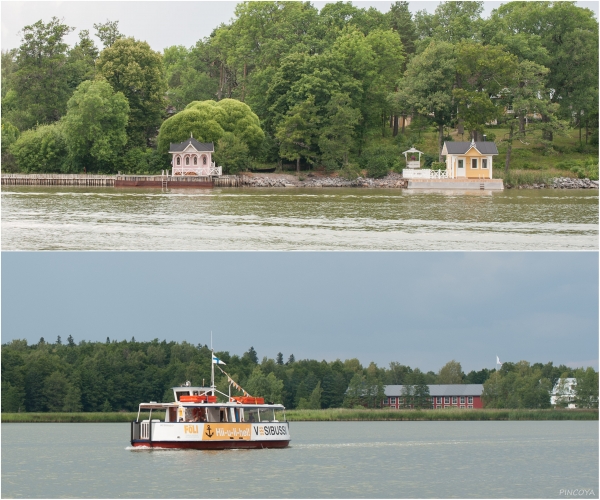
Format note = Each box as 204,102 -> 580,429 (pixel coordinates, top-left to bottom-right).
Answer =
1,186 -> 598,250
2,421 -> 598,498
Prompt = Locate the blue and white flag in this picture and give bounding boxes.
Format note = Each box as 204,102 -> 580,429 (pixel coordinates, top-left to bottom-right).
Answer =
212,355 -> 226,365
496,356 -> 502,366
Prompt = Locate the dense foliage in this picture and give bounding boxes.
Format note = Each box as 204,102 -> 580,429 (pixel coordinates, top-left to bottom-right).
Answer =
2,338 -> 595,413
1,2 -> 597,175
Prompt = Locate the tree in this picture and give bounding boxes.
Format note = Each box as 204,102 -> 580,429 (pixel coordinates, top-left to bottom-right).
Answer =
93,20 -> 123,48
387,2 -> 417,56
12,17 -> 74,128
574,367 -> 599,409
318,93 -> 361,169
66,30 -> 99,91
275,95 -> 320,174
437,360 -> 464,384
62,79 -> 129,171
157,99 -> 264,155
43,371 -> 70,411
96,37 -> 166,146
397,40 -> 457,161
245,366 -> 284,403
62,383 -> 82,412
276,353 -> 284,365
9,122 -> 69,173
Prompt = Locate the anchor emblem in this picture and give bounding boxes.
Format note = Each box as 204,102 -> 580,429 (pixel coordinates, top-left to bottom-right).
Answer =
205,425 -> 214,438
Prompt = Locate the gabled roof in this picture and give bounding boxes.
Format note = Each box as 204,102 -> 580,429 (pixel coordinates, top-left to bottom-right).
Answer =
169,137 -> 214,153
443,141 -> 498,155
385,384 -> 484,397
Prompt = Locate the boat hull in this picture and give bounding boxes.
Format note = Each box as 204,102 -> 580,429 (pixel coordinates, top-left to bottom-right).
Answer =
131,439 -> 289,450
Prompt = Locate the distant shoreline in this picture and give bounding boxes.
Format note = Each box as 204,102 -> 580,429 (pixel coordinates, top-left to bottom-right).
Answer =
2,409 -> 597,423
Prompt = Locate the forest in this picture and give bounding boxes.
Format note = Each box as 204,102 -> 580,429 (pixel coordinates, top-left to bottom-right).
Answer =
2,337 -> 597,413
1,1 -> 598,179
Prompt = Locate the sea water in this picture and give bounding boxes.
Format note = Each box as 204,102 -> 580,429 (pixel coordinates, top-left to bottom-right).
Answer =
1,421 -> 598,498
1,187 -> 598,250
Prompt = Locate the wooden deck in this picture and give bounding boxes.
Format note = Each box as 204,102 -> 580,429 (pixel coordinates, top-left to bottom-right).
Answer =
1,174 -> 242,188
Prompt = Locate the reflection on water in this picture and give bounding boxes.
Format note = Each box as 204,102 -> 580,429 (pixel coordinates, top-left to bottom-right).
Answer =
2,421 -> 598,498
2,186 -> 598,250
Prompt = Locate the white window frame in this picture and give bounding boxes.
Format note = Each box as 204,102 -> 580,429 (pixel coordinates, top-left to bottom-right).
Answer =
468,405 -> 473,409
460,397 -> 465,404
390,397 -> 396,404
444,397 -> 450,405
452,397 -> 457,405
471,158 -> 478,169
436,397 -> 442,404
457,159 -> 465,169
384,398 -> 389,405
468,397 -> 473,404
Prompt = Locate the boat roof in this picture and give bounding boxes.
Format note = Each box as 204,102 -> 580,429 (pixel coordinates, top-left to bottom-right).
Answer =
139,402 -> 285,410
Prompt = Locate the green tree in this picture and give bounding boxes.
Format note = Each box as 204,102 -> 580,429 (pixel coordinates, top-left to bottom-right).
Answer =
387,2 -> 417,56
437,360 -> 464,384
9,122 -> 69,173
93,20 -> 123,48
96,37 -> 166,146
12,17 -> 74,129
62,383 -> 82,412
66,30 -> 99,91
275,95 -> 320,174
318,93 -> 361,169
43,371 -> 70,411
245,366 -> 284,403
214,133 -> 251,174
62,79 -> 130,171
574,367 -> 599,409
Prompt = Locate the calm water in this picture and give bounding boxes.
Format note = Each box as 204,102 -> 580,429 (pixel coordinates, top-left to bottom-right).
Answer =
2,421 -> 598,498
1,186 -> 598,250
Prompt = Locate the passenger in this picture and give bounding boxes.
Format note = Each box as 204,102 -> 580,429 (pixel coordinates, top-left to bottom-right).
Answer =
248,413 -> 255,423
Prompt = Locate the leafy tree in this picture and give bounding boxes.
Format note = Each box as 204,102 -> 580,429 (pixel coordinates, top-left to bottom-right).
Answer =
574,367 -> 599,409
276,353 -> 284,365
62,79 -> 129,171
93,20 -> 123,48
43,371 -> 70,411
318,93 -> 361,169
214,133 -> 251,174
66,30 -> 99,91
96,37 -> 166,146
245,366 -> 284,403
387,2 -> 417,56
437,360 -> 464,384
9,122 -> 69,173
12,17 -> 74,129
63,383 -> 82,412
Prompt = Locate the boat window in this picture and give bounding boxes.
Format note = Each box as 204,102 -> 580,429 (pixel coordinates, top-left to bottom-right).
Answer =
245,409 -> 259,423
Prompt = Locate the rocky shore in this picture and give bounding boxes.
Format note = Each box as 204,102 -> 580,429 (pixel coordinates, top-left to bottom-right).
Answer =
510,177 -> 599,189
241,171 -> 408,188
240,172 -> 597,189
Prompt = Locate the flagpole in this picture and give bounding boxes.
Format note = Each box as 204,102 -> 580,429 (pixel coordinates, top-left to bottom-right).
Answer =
211,331 -> 215,396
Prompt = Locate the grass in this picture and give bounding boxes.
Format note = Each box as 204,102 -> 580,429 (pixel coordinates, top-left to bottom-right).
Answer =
3,409 -> 596,423
1,412 -> 164,423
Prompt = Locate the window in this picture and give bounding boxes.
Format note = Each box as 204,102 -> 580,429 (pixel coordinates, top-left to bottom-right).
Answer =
468,397 -> 473,404
468,405 -> 473,409
457,159 -> 464,169
460,405 -> 465,409
203,156 -> 207,165
185,156 -> 189,165
390,397 -> 396,404
384,398 -> 389,405
471,158 -> 478,169
176,157 -> 180,165
436,397 -> 442,404
444,397 -> 450,405
452,397 -> 457,405
482,159 -> 488,169
194,156 -> 197,165
460,397 -> 465,404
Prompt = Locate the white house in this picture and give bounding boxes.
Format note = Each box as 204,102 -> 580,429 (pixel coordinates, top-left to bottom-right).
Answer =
169,135 -> 222,176
550,378 -> 577,408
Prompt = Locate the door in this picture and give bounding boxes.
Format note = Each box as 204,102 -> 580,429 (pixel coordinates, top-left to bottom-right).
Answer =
457,158 -> 466,177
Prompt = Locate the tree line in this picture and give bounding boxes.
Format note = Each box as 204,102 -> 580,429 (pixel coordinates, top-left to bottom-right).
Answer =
2,337 -> 596,413
2,1 -> 598,177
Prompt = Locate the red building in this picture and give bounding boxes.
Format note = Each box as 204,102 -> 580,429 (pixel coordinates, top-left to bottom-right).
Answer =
383,384 -> 484,409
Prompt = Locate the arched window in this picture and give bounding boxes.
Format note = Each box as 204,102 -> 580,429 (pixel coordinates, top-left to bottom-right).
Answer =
176,157 -> 180,165
193,156 -> 198,165
185,156 -> 189,165
202,156 -> 207,165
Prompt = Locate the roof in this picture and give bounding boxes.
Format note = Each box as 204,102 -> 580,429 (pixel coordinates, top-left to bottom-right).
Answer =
443,141 -> 498,155
384,384 -> 484,397
169,137 -> 214,153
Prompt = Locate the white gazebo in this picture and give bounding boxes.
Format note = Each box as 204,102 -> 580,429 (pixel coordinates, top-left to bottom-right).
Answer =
169,134 -> 222,176
402,147 -> 424,169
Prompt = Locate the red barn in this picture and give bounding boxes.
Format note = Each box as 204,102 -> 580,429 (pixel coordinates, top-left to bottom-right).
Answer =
383,384 -> 484,409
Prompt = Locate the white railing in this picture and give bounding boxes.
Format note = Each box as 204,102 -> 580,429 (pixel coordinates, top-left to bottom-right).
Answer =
403,169 -> 449,180
172,162 -> 222,177
430,169 -> 448,179
406,161 -> 421,169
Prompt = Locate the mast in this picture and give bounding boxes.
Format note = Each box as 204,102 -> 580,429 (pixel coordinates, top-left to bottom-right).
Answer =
211,331 -> 215,396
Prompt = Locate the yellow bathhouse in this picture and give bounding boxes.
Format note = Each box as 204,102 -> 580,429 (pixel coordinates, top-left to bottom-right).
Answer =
442,140 -> 499,179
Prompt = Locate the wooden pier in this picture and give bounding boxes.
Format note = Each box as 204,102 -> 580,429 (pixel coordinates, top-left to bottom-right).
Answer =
1,174 -> 115,186
1,174 -> 242,188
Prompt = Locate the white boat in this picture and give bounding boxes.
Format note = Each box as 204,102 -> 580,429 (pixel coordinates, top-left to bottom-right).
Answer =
130,353 -> 290,450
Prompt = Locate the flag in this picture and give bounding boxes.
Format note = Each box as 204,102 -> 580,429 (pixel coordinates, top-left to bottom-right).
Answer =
496,356 -> 502,366
212,355 -> 226,365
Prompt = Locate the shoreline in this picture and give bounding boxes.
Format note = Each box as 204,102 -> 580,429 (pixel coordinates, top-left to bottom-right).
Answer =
2,173 -> 598,189
2,409 -> 597,423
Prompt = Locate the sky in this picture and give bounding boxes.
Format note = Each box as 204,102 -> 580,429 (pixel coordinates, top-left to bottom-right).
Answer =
2,1 -> 598,53
2,252 -> 598,373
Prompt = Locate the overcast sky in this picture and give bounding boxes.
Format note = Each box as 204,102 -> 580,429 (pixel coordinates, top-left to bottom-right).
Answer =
2,1 -> 598,53
2,252 -> 597,373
